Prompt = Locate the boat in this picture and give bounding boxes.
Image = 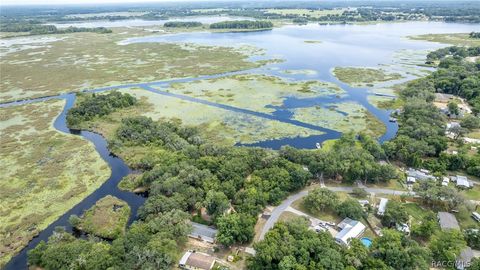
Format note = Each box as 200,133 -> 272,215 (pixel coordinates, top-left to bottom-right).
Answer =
389,117 -> 397,122
316,142 -> 321,149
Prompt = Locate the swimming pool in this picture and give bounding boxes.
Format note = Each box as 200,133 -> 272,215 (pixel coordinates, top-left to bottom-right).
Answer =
361,237 -> 372,248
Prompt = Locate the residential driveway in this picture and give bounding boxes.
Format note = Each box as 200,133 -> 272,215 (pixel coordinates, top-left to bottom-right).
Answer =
257,185 -> 410,241
258,190 -> 308,240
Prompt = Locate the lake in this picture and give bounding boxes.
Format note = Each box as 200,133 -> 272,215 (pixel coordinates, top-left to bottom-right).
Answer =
48,15 -> 254,28
120,21 -> 479,148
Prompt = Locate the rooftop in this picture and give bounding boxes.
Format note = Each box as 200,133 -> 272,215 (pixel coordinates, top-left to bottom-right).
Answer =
189,222 -> 218,243
456,247 -> 474,270
456,175 -> 470,188
437,212 -> 460,230
377,198 -> 388,215
406,168 -> 435,181
179,251 -> 216,270
335,218 -> 366,246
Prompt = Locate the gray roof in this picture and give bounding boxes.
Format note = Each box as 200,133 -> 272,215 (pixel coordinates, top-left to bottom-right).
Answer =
457,247 -> 474,268
438,212 -> 460,230
189,222 -> 218,243
407,168 -> 435,181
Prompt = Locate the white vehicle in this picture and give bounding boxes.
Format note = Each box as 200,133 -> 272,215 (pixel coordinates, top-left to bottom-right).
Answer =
472,212 -> 480,222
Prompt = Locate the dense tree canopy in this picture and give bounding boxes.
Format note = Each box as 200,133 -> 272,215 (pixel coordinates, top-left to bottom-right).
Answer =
164,21 -> 202,27
209,20 -> 273,29
66,91 -> 137,127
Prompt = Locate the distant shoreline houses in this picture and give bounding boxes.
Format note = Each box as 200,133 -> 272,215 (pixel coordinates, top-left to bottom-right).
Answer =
406,168 -> 473,189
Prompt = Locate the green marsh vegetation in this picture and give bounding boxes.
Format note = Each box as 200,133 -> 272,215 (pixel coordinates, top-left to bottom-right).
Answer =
69,195 -> 130,239
409,33 -> 480,46
0,100 -> 110,267
292,102 -> 387,138
333,67 -> 403,87
165,74 -> 343,113
69,88 -> 325,148
0,29 -> 264,103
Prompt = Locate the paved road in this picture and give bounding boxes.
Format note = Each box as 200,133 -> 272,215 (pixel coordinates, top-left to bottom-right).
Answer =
259,190 -> 309,241
258,186 -> 411,241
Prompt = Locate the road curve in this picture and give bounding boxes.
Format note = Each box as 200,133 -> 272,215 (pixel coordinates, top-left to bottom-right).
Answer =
257,186 -> 410,241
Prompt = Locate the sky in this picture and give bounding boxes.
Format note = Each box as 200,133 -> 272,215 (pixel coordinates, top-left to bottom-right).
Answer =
0,0 -> 211,6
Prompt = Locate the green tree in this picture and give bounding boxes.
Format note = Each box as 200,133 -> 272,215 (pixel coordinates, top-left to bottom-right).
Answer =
464,228 -> 480,249
336,199 -> 365,220
205,190 -> 229,219
370,229 -> 430,270
461,115 -> 480,129
381,200 -> 408,227
429,230 -> 466,265
411,211 -> 439,240
448,101 -> 460,116
303,188 -> 339,212
216,213 -> 255,246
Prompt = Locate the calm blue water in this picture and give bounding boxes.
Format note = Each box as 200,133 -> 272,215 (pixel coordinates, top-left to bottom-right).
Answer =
49,15 -> 254,28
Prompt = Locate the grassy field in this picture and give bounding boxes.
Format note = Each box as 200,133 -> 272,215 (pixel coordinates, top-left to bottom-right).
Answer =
291,198 -> 343,224
0,99 -> 110,267
292,102 -> 387,138
333,67 -> 403,87
409,33 -> 480,46
74,195 -> 130,239
0,28 -> 263,103
463,185 -> 480,200
266,8 -> 349,18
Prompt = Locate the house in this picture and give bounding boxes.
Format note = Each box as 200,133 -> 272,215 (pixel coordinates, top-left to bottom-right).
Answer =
438,212 -> 460,230
335,218 -> 366,246
377,198 -> 388,216
455,175 -> 471,189
189,222 -> 218,244
456,247 -> 474,270
406,168 -> 435,181
179,251 -> 216,270
472,212 -> 480,222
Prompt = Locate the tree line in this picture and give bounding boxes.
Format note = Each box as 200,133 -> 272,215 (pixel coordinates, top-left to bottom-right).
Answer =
163,21 -> 202,28
209,20 -> 273,30
383,46 -> 480,176
66,91 -> 137,127
0,22 -> 112,35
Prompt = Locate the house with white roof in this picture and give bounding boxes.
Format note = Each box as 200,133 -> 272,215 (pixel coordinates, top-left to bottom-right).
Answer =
335,218 -> 366,246
377,198 -> 388,216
